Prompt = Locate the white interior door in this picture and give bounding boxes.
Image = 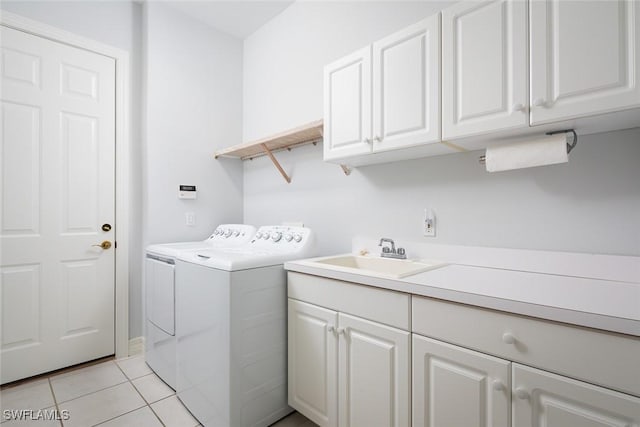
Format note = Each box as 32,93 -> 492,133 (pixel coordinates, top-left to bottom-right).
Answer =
1,25 -> 116,384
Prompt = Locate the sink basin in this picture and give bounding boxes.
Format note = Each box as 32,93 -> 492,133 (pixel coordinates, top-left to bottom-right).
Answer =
311,255 -> 446,279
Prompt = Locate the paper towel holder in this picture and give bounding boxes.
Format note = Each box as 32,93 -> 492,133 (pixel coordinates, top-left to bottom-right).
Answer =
478,129 -> 578,164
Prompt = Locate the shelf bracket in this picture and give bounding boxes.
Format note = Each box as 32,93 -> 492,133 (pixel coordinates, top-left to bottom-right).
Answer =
340,164 -> 351,176
261,143 -> 291,183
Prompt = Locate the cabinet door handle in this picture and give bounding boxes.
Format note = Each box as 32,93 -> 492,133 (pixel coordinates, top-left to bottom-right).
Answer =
533,98 -> 546,107
327,325 -> 335,334
337,327 -> 345,335
513,103 -> 526,112
492,380 -> 505,391
374,136 -> 382,142
514,387 -> 530,400
502,332 -> 516,344
364,138 -> 371,144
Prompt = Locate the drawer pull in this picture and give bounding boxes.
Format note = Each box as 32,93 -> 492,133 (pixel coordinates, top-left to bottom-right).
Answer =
492,380 -> 505,391
502,332 -> 516,344
514,387 -> 529,400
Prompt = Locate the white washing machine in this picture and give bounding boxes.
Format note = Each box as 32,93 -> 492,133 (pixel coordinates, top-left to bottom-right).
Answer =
145,224 -> 256,390
175,225 -> 314,427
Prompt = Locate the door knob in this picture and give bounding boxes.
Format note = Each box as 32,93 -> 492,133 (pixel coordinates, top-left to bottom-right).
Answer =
92,241 -> 112,250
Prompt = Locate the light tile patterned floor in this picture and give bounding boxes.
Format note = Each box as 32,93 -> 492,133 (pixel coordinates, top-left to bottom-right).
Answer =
0,356 -> 316,427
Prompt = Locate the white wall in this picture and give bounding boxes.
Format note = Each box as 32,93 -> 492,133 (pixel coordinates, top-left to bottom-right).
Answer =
1,1 -> 146,338
242,1 -> 640,257
144,2 -> 244,248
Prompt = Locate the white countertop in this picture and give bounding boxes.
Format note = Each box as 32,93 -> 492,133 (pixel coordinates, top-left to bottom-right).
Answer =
285,246 -> 640,337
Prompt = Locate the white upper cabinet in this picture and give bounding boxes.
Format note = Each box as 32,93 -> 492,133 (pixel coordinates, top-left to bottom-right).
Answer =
324,16 -> 448,164
323,47 -> 372,161
530,0 -> 640,125
442,0 -> 529,140
372,14 -> 441,152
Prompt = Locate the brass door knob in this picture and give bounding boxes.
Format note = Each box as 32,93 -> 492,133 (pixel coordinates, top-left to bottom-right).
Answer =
92,241 -> 112,250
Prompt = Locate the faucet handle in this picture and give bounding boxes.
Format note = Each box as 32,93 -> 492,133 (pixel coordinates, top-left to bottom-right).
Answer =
397,248 -> 406,256
382,247 -> 391,254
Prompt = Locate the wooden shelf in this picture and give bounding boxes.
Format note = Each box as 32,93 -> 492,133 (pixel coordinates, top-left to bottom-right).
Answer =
214,119 -> 330,183
214,120 -> 323,160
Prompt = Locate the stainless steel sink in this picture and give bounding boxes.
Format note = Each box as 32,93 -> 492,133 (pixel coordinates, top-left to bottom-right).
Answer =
310,255 -> 446,279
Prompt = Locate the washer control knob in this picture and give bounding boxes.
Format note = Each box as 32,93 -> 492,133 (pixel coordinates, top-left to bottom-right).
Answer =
271,232 -> 282,242
224,229 -> 232,238
262,232 -> 270,240
255,232 -> 263,239
284,233 -> 293,242
293,234 -> 302,243
232,230 -> 240,237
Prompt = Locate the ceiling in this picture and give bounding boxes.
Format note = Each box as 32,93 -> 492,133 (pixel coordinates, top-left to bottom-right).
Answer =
162,0 -> 295,39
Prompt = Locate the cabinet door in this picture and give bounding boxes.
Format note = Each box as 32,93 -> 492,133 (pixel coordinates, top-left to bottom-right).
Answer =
323,47 -> 372,161
412,334 -> 510,427
288,299 -> 338,427
530,0 -> 640,125
372,14 -> 440,152
512,364 -> 640,427
338,313 -> 410,427
442,0 -> 528,139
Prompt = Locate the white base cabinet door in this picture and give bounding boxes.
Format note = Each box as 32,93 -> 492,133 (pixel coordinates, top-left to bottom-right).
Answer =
339,313 -> 410,427
442,0 -> 528,139
412,334 -> 511,427
512,364 -> 640,427
288,299 -> 338,427
288,299 -> 410,427
530,0 -> 640,125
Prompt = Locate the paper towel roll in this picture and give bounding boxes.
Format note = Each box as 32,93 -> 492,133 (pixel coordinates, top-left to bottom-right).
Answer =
485,133 -> 569,172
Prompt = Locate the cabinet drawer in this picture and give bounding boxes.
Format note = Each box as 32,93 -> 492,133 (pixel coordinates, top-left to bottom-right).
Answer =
288,272 -> 410,330
412,296 -> 640,397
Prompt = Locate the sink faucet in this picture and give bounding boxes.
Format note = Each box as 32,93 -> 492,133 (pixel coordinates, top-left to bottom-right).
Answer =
378,238 -> 407,260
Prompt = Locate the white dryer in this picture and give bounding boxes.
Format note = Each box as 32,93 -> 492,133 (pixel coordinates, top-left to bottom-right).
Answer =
175,225 -> 314,427
145,224 -> 256,390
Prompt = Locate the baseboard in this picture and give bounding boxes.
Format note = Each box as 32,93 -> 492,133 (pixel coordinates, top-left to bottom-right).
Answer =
128,336 -> 145,357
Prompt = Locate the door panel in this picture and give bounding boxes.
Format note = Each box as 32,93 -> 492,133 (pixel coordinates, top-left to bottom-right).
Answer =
339,313 -> 410,427
288,299 -> 338,427
442,0 -> 528,139
1,102 -> 39,235
412,334 -> 510,427
323,47 -> 372,161
0,25 -> 116,384
530,0 -> 640,124
512,364 -> 640,427
372,14 -> 440,151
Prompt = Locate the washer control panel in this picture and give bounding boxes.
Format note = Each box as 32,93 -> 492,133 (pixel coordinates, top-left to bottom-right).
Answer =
250,226 -> 313,252
207,224 -> 256,244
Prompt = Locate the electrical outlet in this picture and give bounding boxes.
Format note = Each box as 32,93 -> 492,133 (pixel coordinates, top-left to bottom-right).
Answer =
423,208 -> 436,237
185,212 -> 196,226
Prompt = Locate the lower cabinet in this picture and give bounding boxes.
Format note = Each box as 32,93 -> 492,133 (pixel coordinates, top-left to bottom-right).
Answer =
288,298 -> 410,427
413,333 -> 640,427
412,334 -> 510,427
512,364 -> 640,427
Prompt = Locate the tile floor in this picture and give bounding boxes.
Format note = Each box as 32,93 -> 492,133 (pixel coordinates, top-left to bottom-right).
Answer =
0,356 -> 316,427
